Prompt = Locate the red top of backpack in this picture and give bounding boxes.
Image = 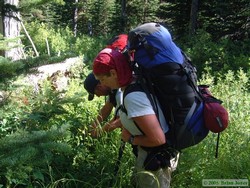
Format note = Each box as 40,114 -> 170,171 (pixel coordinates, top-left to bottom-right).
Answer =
106,34 -> 128,52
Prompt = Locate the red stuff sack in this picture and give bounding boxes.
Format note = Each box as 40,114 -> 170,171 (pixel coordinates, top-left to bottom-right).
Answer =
199,85 -> 229,133
106,34 -> 128,52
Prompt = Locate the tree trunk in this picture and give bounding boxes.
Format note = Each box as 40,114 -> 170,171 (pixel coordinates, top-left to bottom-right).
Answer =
189,0 -> 199,36
18,17 -> 39,57
0,8 -> 4,57
3,0 -> 24,61
121,0 -> 126,32
73,0 -> 78,37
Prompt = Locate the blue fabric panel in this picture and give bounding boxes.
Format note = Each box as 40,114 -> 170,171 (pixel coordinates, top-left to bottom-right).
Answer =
187,102 -> 209,136
134,25 -> 184,68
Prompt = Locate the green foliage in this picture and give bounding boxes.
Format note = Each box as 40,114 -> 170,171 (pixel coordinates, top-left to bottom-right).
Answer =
0,34 -> 23,51
199,0 -> 250,40
20,0 -> 65,12
74,35 -> 106,65
156,1 -> 190,37
126,0 -> 160,29
88,0 -> 116,36
183,30 -> 250,77
16,1 -> 249,74
22,21 -> 75,56
20,20 -> 107,66
0,124 -> 72,187
0,34 -> 7,50
0,63 -> 133,187
3,0 -> 250,46
0,57 -> 25,79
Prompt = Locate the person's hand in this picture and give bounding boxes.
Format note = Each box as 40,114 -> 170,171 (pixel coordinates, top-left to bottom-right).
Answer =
121,128 -> 132,142
110,118 -> 122,129
88,124 -> 99,138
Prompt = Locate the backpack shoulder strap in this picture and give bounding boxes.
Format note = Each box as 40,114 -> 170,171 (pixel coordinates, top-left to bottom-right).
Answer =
180,52 -> 204,102
121,83 -> 146,135
121,83 -> 144,115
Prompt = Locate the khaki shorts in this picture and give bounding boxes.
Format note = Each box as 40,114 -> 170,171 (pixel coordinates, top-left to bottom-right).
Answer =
133,147 -> 180,188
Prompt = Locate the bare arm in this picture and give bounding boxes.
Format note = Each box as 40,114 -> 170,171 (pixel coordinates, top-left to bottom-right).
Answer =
102,118 -> 122,132
88,101 -> 114,137
121,114 -> 166,147
91,118 -> 122,138
92,101 -> 113,126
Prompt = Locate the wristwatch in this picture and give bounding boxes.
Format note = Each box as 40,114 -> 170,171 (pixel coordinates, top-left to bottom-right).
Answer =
128,135 -> 135,144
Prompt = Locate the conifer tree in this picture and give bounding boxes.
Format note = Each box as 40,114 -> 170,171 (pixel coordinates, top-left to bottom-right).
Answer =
1,0 -> 24,61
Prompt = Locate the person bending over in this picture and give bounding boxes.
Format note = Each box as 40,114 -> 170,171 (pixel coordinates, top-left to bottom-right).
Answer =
84,72 -> 122,137
92,48 -> 178,188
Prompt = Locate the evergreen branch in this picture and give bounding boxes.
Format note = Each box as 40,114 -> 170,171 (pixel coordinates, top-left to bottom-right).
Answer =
0,124 -> 72,169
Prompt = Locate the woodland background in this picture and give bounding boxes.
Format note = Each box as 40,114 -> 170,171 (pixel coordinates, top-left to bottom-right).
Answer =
0,0 -> 249,187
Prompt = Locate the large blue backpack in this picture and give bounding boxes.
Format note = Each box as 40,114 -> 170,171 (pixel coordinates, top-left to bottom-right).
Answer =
126,22 -> 209,150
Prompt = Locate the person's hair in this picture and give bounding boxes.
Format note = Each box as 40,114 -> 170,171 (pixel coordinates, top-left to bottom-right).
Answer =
98,71 -> 111,77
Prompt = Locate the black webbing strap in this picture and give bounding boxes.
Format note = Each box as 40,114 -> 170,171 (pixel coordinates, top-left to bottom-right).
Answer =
122,80 -> 165,135
181,53 -> 221,158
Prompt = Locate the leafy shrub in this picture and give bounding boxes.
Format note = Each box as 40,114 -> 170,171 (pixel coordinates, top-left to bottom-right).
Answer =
0,57 -> 24,79
0,63 -> 133,187
22,21 -> 75,57
0,124 -> 72,187
22,21 -> 108,61
183,30 -> 250,78
73,35 -> 107,66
